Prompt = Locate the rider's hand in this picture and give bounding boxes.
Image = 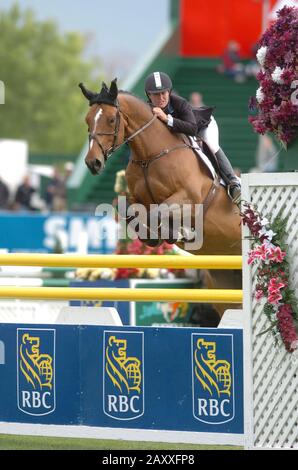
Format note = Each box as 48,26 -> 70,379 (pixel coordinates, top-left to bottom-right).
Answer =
152,107 -> 168,123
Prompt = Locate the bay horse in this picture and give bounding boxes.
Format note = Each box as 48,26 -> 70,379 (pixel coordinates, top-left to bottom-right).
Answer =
79,79 -> 242,317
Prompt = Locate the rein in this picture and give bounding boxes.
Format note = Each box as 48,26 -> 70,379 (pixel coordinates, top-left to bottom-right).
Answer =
89,101 -> 220,213
88,105 -> 157,161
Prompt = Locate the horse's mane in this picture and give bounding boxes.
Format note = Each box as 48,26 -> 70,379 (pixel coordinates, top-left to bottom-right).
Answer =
118,90 -> 151,110
119,90 -> 145,102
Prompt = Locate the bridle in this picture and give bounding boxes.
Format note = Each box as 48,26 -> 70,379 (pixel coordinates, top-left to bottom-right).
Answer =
87,99 -> 220,211
88,102 -> 157,161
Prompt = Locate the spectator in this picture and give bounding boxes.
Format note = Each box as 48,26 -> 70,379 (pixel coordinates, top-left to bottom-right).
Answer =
0,178 -> 9,209
189,92 -> 204,108
233,167 -> 242,178
217,40 -> 246,83
256,135 -> 278,172
64,161 -> 74,179
45,163 -> 73,212
45,167 -> 65,211
14,176 -> 36,211
245,43 -> 261,79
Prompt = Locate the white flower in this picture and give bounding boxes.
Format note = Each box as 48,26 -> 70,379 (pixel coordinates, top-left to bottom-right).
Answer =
256,87 -> 264,103
290,339 -> 298,352
145,268 -> 160,279
258,226 -> 276,241
261,237 -> 275,250
114,169 -> 127,193
271,66 -> 284,84
89,267 -> 114,280
260,217 -> 269,227
256,46 -> 267,66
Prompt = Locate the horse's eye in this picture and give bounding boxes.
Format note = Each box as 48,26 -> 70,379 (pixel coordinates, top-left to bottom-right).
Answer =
109,117 -> 116,125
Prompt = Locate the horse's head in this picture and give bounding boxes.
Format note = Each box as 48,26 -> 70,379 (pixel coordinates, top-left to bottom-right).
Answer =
79,79 -> 126,175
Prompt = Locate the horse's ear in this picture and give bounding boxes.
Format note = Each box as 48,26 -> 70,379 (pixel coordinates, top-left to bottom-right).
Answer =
79,83 -> 97,102
102,81 -> 109,92
109,78 -> 118,101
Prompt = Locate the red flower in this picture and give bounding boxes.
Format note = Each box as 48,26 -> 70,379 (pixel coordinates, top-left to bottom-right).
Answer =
114,268 -> 140,280
249,6 -> 298,146
277,304 -> 298,352
242,202 -> 298,353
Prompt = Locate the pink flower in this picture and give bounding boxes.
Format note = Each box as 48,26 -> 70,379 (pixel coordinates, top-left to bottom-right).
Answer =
253,243 -> 270,261
268,291 -> 283,305
248,249 -> 258,265
255,290 -> 264,301
268,278 -> 286,293
267,246 -> 286,263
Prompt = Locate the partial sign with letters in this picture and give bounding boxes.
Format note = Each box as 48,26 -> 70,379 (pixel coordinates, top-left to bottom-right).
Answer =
192,333 -> 235,425
17,328 -> 56,416
103,330 -> 144,420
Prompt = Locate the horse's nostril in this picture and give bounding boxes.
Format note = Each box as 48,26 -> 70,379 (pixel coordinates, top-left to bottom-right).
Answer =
94,158 -> 102,172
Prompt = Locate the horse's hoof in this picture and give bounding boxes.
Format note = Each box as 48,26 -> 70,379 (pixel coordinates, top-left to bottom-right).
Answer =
165,239 -> 177,245
142,239 -> 162,247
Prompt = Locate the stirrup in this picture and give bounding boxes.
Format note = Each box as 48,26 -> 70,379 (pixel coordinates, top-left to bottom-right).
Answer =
227,183 -> 241,207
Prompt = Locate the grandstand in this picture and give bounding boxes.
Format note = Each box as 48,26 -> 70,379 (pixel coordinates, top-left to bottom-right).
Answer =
67,0 -> 293,210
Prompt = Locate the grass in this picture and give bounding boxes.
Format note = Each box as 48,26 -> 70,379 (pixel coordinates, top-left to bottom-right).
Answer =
0,434 -> 242,450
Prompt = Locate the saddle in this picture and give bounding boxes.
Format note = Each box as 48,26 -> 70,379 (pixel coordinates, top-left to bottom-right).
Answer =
191,105 -> 215,133
182,134 -> 221,183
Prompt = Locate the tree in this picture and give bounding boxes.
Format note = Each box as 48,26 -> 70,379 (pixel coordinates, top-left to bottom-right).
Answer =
0,4 -> 102,155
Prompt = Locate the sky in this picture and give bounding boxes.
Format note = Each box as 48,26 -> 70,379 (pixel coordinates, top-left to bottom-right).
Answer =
0,0 -> 170,78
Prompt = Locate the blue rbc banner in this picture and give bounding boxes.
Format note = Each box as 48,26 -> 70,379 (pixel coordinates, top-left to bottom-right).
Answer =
0,323 -> 244,435
17,328 -> 56,416
0,324 -> 80,425
0,212 -> 117,253
70,280 -> 131,325
103,330 -> 144,420
192,333 -> 235,425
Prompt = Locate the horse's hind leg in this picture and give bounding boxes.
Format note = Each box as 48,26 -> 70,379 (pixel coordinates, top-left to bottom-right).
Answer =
200,269 -> 242,318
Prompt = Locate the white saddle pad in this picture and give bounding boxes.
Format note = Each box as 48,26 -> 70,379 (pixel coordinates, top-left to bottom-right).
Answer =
188,136 -> 225,184
188,137 -> 241,189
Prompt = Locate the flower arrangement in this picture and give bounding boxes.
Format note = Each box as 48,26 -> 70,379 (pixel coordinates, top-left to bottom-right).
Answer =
241,202 -> 298,353
113,238 -> 182,280
114,169 -> 128,194
75,239 -> 183,281
249,6 -> 298,148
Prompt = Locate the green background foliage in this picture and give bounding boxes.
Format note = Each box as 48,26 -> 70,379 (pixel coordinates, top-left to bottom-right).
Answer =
0,4 -> 101,154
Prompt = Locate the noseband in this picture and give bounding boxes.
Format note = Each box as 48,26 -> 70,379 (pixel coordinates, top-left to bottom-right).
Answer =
88,103 -> 157,161
88,104 -> 121,161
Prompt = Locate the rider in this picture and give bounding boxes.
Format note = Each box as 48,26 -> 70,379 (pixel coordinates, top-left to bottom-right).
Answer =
144,71 -> 241,205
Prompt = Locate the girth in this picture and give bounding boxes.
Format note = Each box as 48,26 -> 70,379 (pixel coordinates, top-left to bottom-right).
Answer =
131,144 -> 220,214
131,144 -> 188,204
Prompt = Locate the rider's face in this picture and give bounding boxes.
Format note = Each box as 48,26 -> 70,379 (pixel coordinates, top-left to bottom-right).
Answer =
148,90 -> 170,109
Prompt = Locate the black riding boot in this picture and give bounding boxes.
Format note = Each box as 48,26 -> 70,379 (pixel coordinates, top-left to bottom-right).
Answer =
215,147 -> 241,206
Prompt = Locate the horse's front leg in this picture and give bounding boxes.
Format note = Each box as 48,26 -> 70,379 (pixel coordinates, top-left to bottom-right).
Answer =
149,196 -> 203,250
122,202 -> 162,247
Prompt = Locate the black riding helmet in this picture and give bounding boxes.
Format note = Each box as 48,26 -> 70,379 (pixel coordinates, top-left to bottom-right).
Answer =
145,72 -> 173,97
